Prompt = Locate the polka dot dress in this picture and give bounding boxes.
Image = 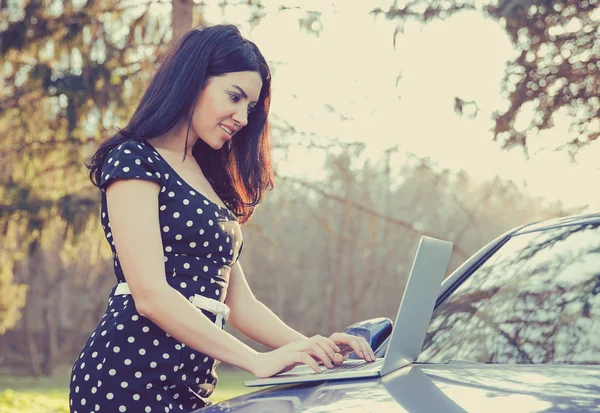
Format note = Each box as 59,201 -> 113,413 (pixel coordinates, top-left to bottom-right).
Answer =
69,139 -> 244,413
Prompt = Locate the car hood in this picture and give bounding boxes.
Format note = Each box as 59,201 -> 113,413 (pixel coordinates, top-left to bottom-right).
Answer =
199,364 -> 600,412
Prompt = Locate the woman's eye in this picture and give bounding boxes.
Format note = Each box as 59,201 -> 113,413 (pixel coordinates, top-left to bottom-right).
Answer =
229,93 -> 240,103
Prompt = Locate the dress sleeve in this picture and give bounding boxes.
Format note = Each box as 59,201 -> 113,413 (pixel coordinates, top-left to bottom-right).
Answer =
99,140 -> 162,192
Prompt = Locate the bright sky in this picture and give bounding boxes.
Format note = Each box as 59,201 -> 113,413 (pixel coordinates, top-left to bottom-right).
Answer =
202,1 -> 600,211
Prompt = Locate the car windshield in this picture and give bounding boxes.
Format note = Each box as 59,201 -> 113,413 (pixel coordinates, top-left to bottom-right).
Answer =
418,223 -> 600,365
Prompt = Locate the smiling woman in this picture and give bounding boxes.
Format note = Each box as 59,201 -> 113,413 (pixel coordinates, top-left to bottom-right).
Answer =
71,24 -> 374,413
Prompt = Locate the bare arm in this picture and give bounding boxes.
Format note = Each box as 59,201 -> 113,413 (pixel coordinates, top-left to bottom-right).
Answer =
106,178 -> 325,377
226,260 -> 377,363
226,261 -> 308,349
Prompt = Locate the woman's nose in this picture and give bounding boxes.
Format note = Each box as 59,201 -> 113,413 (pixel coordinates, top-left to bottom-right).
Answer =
232,109 -> 248,128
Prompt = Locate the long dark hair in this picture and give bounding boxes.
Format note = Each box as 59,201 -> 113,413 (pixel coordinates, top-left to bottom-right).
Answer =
87,24 -> 273,224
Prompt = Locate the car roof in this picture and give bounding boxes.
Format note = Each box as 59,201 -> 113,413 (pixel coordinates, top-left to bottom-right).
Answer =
512,211 -> 600,235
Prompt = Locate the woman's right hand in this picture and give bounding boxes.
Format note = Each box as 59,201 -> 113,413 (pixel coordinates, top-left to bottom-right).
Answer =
250,335 -> 343,379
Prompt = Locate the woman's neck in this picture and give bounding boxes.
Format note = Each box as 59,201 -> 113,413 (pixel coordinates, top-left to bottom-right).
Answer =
150,120 -> 198,157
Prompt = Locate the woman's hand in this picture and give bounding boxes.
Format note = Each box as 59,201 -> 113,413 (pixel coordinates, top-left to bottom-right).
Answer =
249,335 -> 343,378
329,332 -> 376,362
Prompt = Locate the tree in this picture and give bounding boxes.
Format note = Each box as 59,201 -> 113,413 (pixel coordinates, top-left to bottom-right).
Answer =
372,0 -> 600,158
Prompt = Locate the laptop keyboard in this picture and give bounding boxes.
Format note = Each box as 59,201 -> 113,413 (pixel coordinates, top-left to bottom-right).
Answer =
319,358 -> 383,374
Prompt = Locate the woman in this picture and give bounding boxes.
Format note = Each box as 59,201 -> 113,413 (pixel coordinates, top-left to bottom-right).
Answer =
70,25 -> 375,413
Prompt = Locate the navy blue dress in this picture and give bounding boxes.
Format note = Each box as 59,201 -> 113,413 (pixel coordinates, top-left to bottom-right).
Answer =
69,139 -> 244,413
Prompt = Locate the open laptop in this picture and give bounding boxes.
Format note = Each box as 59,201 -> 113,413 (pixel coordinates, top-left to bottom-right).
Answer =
245,236 -> 453,387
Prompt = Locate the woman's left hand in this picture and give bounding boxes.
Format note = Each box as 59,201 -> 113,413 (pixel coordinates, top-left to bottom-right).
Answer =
329,332 -> 376,362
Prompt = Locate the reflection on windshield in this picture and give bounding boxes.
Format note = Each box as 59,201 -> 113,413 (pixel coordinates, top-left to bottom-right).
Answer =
419,224 -> 600,364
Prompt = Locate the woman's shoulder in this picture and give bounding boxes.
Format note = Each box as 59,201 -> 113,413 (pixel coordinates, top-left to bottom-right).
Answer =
100,139 -> 164,191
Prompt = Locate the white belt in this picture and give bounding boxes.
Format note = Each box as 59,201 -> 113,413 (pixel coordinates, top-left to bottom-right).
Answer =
114,283 -> 230,324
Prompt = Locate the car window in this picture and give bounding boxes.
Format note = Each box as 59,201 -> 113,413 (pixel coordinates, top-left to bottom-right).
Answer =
418,223 -> 600,364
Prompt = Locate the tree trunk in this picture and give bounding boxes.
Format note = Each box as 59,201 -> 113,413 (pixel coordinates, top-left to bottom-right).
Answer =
172,0 -> 194,43
24,302 -> 43,376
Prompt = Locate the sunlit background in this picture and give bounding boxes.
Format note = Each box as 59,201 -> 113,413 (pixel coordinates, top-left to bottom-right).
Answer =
202,0 -> 600,209
1,0 -> 599,411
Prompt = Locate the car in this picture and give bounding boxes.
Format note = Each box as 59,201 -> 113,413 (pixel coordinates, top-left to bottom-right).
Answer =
198,212 -> 600,413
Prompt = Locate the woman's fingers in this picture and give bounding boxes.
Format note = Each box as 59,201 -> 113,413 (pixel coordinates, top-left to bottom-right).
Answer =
331,333 -> 375,361
313,339 -> 340,366
298,352 -> 320,373
309,343 -> 334,368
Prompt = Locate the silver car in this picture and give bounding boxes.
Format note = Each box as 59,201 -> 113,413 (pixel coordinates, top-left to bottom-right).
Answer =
200,213 -> 600,412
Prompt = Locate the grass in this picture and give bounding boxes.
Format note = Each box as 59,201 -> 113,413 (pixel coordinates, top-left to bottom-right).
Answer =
0,365 -> 254,413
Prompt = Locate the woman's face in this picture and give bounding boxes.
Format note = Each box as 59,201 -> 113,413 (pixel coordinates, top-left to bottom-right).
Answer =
191,71 -> 263,150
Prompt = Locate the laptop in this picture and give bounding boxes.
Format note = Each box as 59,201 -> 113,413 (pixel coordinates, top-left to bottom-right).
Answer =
245,236 -> 453,387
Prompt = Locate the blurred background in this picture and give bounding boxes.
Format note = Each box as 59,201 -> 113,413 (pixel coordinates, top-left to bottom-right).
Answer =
1,0 -> 599,411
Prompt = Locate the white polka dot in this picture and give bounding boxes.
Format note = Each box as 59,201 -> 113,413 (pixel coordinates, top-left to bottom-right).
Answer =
124,149 -> 131,154
208,220 -> 214,226
219,246 -> 223,252
203,266 -> 209,272
173,212 -> 180,218
109,369 -> 116,376
121,381 -> 128,388
189,242 -> 196,248
108,158 -> 113,164
199,229 -> 205,235
119,406 -> 126,412
135,159 -> 142,165
114,160 -> 120,167
128,337 -> 135,343
135,371 -> 142,378
124,359 -> 132,365
204,200 -> 210,205
162,226 -> 170,232
107,393 -> 114,400
150,361 -> 157,368
96,363 -> 103,370
183,263 -> 190,269
113,346 -> 120,353
196,208 -> 203,214
84,374 -> 90,381
80,362 -> 86,369
160,205 -> 166,211
216,290 -> 220,296
133,394 -> 140,401
200,286 -> 205,292
145,407 -> 151,413
132,315 -> 139,321
206,369 -> 211,374
139,348 -> 146,355
186,220 -> 193,227
81,398 -> 86,405
165,246 -> 172,252
75,386 -> 80,393
142,326 -> 150,333
91,387 -> 97,394
180,282 -> 187,288
175,344 -> 182,350
163,353 -> 170,359
117,324 -> 124,330
215,233 -> 219,239
153,339 -> 160,346
182,374 -> 187,381
203,241 -> 209,247
167,191 -> 175,197
175,234 -> 182,240
92,351 -> 98,358
160,375 -> 166,382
